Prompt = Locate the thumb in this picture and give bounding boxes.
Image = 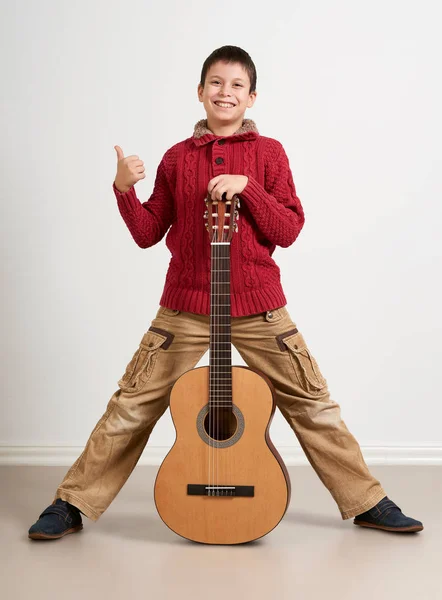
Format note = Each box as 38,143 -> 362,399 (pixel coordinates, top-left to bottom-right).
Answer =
114,145 -> 124,162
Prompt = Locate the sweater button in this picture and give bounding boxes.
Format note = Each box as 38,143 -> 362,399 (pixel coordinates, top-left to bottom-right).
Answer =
215,157 -> 224,164
218,139 -> 226,145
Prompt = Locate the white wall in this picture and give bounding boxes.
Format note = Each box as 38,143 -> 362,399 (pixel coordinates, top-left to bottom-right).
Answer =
1,0 -> 441,465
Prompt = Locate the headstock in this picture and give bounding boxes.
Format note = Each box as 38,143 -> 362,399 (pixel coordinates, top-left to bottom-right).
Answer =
204,192 -> 240,243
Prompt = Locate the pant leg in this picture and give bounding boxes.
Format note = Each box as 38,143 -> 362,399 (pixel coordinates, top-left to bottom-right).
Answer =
230,306 -> 387,520
54,307 -> 210,521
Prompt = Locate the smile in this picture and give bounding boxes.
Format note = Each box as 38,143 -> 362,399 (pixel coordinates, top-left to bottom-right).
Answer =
214,102 -> 236,109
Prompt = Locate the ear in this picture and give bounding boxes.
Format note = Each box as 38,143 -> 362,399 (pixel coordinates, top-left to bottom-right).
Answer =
197,83 -> 203,102
247,91 -> 257,108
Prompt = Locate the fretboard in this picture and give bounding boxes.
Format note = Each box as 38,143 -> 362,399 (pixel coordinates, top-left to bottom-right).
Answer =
209,242 -> 232,408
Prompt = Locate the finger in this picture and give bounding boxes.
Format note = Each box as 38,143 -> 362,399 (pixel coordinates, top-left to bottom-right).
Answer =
210,181 -> 221,199
207,175 -> 222,194
212,184 -> 227,201
210,180 -> 225,195
114,145 -> 124,161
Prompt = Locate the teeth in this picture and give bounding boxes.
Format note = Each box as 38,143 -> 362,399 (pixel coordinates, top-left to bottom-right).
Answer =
215,102 -> 235,108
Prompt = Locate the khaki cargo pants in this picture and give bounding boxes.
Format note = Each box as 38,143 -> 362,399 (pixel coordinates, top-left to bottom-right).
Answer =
54,305 -> 387,521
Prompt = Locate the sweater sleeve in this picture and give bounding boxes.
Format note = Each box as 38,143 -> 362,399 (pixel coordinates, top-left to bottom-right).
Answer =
238,140 -> 305,248
112,154 -> 175,248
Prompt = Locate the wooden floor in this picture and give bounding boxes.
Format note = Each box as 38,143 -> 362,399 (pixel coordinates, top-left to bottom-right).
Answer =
3,464 -> 440,600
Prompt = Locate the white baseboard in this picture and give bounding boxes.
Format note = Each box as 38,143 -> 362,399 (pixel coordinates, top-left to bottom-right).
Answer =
1,445 -> 442,466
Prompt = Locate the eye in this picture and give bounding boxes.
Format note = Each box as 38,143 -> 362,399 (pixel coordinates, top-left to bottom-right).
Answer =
211,80 -> 243,87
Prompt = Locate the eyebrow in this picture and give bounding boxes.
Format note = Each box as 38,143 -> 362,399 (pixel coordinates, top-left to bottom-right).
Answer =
210,75 -> 246,82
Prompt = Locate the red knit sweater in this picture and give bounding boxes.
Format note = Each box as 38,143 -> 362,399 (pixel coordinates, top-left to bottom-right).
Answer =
113,118 -> 305,316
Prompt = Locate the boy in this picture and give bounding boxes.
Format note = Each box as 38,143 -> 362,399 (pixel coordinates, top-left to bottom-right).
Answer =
28,46 -> 423,540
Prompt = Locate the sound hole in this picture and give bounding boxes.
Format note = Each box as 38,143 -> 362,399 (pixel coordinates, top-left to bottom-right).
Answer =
203,408 -> 237,441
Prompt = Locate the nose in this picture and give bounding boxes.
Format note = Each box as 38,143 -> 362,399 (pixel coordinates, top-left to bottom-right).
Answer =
220,85 -> 233,96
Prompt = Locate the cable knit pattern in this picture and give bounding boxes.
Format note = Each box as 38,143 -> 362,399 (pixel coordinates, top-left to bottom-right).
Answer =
239,141 -> 305,248
240,140 -> 257,288
113,118 -> 305,316
181,150 -> 197,288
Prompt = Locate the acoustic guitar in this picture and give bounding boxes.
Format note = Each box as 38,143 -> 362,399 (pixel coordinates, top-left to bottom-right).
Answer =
154,192 -> 291,544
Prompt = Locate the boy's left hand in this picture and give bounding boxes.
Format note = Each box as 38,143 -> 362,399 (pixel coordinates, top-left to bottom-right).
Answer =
207,175 -> 248,201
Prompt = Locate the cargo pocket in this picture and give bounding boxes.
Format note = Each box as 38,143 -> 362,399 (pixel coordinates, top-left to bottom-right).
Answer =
157,307 -> 181,317
276,328 -> 327,394
264,307 -> 286,323
118,329 -> 169,394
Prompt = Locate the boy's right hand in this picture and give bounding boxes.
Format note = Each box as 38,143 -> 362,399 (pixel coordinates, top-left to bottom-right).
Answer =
114,145 -> 146,193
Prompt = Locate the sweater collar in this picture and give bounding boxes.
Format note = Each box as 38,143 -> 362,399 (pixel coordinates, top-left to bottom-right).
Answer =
191,118 -> 259,146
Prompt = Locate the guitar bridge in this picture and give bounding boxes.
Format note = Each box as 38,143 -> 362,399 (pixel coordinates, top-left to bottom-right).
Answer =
187,484 -> 254,497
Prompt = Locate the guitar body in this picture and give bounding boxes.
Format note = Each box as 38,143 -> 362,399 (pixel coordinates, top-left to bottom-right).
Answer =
154,365 -> 291,545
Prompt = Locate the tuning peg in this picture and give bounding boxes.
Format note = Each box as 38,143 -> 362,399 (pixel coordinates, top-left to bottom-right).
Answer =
204,210 -> 208,219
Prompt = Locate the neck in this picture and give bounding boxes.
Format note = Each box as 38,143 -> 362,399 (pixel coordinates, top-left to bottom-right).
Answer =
206,116 -> 246,137
209,241 -> 232,408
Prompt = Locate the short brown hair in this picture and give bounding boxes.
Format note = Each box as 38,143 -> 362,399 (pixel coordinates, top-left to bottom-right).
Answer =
200,46 -> 257,93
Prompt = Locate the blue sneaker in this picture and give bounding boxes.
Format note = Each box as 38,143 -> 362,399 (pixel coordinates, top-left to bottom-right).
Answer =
353,496 -> 423,532
28,498 -> 83,540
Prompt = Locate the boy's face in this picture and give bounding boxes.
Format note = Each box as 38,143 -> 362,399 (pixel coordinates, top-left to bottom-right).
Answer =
197,61 -> 257,127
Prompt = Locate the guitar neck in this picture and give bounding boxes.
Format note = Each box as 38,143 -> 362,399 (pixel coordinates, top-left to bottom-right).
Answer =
209,241 -> 232,408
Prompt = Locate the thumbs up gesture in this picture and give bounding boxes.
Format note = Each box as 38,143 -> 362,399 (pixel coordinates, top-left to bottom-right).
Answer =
114,145 -> 146,193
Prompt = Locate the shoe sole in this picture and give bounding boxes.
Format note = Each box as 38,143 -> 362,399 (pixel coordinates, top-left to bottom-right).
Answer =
28,524 -> 83,540
353,519 -> 423,532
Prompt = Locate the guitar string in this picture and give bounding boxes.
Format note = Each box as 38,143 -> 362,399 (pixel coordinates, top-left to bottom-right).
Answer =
210,199 -> 234,496
212,201 -> 220,496
216,229 -> 219,495
213,216 -> 216,496
210,215 -> 214,496
212,207 -> 218,496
